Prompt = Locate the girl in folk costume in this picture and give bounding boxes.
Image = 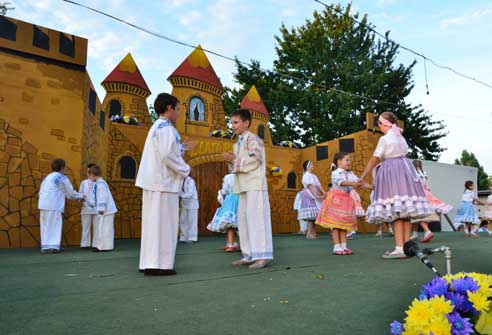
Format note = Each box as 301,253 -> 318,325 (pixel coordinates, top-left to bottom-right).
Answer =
38,159 -> 84,253
410,159 -> 453,243
87,165 -> 117,252
136,93 -> 191,276
346,173 -> 370,239
207,173 -> 240,252
293,191 -> 308,235
179,176 -> 199,243
316,152 -> 370,255
454,180 -> 485,237
223,108 -> 273,269
79,163 -> 97,249
360,112 -> 433,259
299,160 -> 327,239
481,191 -> 492,236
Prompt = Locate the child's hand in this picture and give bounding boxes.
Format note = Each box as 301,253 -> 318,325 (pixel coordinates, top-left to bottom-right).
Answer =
222,152 -> 236,162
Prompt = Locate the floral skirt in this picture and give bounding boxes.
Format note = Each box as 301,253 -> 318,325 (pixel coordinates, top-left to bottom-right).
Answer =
298,189 -> 320,221
454,201 -> 480,228
207,194 -> 239,233
316,189 -> 356,231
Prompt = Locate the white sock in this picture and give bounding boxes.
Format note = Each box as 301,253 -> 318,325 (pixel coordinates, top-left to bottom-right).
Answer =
333,244 -> 342,252
341,243 -> 347,249
395,246 -> 404,254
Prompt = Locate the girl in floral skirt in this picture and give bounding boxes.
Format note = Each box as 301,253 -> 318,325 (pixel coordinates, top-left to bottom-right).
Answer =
454,180 -> 485,237
299,160 -> 326,239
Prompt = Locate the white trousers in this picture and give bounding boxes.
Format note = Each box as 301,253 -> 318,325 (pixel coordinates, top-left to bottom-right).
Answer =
237,190 -> 273,261
80,214 -> 96,247
93,214 -> 115,250
40,210 -> 63,251
179,209 -> 198,242
139,191 -> 179,270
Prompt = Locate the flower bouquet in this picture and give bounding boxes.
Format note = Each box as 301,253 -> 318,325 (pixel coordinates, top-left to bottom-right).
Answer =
270,166 -> 282,177
278,140 -> 298,148
390,272 -> 492,335
110,115 -> 140,125
209,129 -> 232,138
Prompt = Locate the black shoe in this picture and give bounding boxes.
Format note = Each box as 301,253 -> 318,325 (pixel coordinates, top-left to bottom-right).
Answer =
138,269 -> 144,273
143,269 -> 177,276
41,249 -> 59,254
92,248 -> 100,252
80,246 -> 92,250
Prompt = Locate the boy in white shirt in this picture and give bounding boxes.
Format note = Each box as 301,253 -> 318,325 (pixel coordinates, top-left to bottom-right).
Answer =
136,93 -> 190,276
87,165 -> 117,251
223,108 -> 273,269
179,176 -> 199,243
38,159 -> 84,253
79,163 -> 97,249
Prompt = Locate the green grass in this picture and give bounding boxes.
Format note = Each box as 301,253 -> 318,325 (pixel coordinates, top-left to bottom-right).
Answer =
1,233 -> 491,335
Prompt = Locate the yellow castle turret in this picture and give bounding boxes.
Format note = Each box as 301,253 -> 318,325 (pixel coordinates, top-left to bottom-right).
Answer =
101,53 -> 152,127
240,85 -> 272,145
168,45 -> 226,136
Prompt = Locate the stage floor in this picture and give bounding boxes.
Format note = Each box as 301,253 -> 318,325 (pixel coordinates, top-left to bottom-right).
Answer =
1,233 -> 491,334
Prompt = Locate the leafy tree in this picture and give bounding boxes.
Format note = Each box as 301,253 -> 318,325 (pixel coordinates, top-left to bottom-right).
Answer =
0,2 -> 14,15
455,150 -> 490,190
223,3 -> 446,160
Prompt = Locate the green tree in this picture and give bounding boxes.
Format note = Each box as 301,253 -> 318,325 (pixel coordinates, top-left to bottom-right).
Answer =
0,2 -> 14,15
148,104 -> 158,124
224,3 -> 446,160
454,150 -> 490,190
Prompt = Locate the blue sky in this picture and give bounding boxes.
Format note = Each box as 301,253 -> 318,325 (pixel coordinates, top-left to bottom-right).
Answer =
9,0 -> 492,172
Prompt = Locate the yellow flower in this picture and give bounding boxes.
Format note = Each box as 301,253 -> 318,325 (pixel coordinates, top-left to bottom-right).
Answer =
428,296 -> 454,315
123,115 -> 130,123
405,299 -> 431,325
427,316 -> 452,335
468,290 -> 491,312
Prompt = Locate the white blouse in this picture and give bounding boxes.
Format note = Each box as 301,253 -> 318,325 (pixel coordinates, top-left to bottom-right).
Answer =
331,168 -> 359,193
373,131 -> 409,159
302,172 -> 321,189
461,189 -> 477,203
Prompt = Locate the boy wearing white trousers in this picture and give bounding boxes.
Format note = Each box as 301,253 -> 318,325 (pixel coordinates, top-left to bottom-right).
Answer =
38,159 -> 84,253
79,163 -> 97,249
136,93 -> 190,276
179,176 -> 199,243
87,165 -> 117,252
223,108 -> 273,269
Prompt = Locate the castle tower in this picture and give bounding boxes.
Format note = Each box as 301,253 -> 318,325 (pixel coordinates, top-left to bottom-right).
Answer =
168,45 -> 226,136
101,53 -> 152,127
240,85 -> 272,145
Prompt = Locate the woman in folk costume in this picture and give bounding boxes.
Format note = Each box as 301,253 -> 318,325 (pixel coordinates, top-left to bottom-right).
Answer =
207,173 -> 240,252
410,159 -> 453,243
360,112 -> 433,259
136,93 -> 191,276
86,165 -> 117,252
223,108 -> 273,270
299,160 -> 326,239
79,163 -> 97,249
38,159 -> 84,253
454,180 -> 485,237
316,152 -> 370,255
179,176 -> 199,243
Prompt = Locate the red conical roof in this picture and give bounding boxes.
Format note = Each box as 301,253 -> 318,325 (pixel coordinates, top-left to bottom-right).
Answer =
240,85 -> 269,117
168,45 -> 223,91
102,53 -> 150,93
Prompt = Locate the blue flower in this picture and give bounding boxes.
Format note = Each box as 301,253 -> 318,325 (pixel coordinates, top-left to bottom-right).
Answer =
446,312 -> 474,335
452,276 -> 479,294
418,290 -> 428,300
422,276 -> 449,298
389,321 -> 403,335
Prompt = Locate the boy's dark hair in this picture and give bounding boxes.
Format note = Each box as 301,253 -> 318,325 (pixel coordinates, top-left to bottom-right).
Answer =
51,159 -> 66,172
465,180 -> 474,190
154,93 -> 179,115
88,165 -> 102,177
332,152 -> 349,170
230,108 -> 252,127
87,163 -> 96,169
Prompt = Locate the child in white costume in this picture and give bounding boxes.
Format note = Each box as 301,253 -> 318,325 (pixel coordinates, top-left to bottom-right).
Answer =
38,159 -> 84,253
179,176 -> 199,243
79,163 -> 97,249
87,165 -> 117,251
223,108 -> 273,270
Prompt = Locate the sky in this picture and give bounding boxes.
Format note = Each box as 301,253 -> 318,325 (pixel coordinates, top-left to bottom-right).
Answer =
7,0 -> 492,171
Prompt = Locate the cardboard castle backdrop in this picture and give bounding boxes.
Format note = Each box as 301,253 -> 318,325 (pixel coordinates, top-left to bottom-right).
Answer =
0,16 -> 385,248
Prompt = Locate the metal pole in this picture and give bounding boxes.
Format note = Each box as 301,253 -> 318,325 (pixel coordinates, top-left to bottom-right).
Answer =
445,248 -> 452,275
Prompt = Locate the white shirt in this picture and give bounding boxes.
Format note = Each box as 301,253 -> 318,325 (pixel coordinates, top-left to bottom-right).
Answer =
38,172 -> 83,211
136,117 -> 190,192
416,169 -> 429,190
180,177 -> 199,209
461,189 -> 477,203
373,131 -> 409,159
487,195 -> 492,205
89,178 -> 117,215
79,179 -> 96,215
302,172 -> 321,189
220,174 -> 236,196
331,168 -> 359,193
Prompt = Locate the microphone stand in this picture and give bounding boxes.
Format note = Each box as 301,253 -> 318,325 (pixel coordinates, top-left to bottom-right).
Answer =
423,246 -> 453,275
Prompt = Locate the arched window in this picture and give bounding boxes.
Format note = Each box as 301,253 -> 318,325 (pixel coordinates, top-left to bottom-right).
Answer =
119,156 -> 136,179
258,124 -> 265,140
108,100 -> 122,118
287,172 -> 297,189
189,96 -> 205,122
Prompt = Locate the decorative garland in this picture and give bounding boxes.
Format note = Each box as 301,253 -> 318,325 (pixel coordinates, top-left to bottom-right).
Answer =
270,166 -> 282,177
110,115 -> 140,125
278,140 -> 298,148
209,129 -> 232,138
